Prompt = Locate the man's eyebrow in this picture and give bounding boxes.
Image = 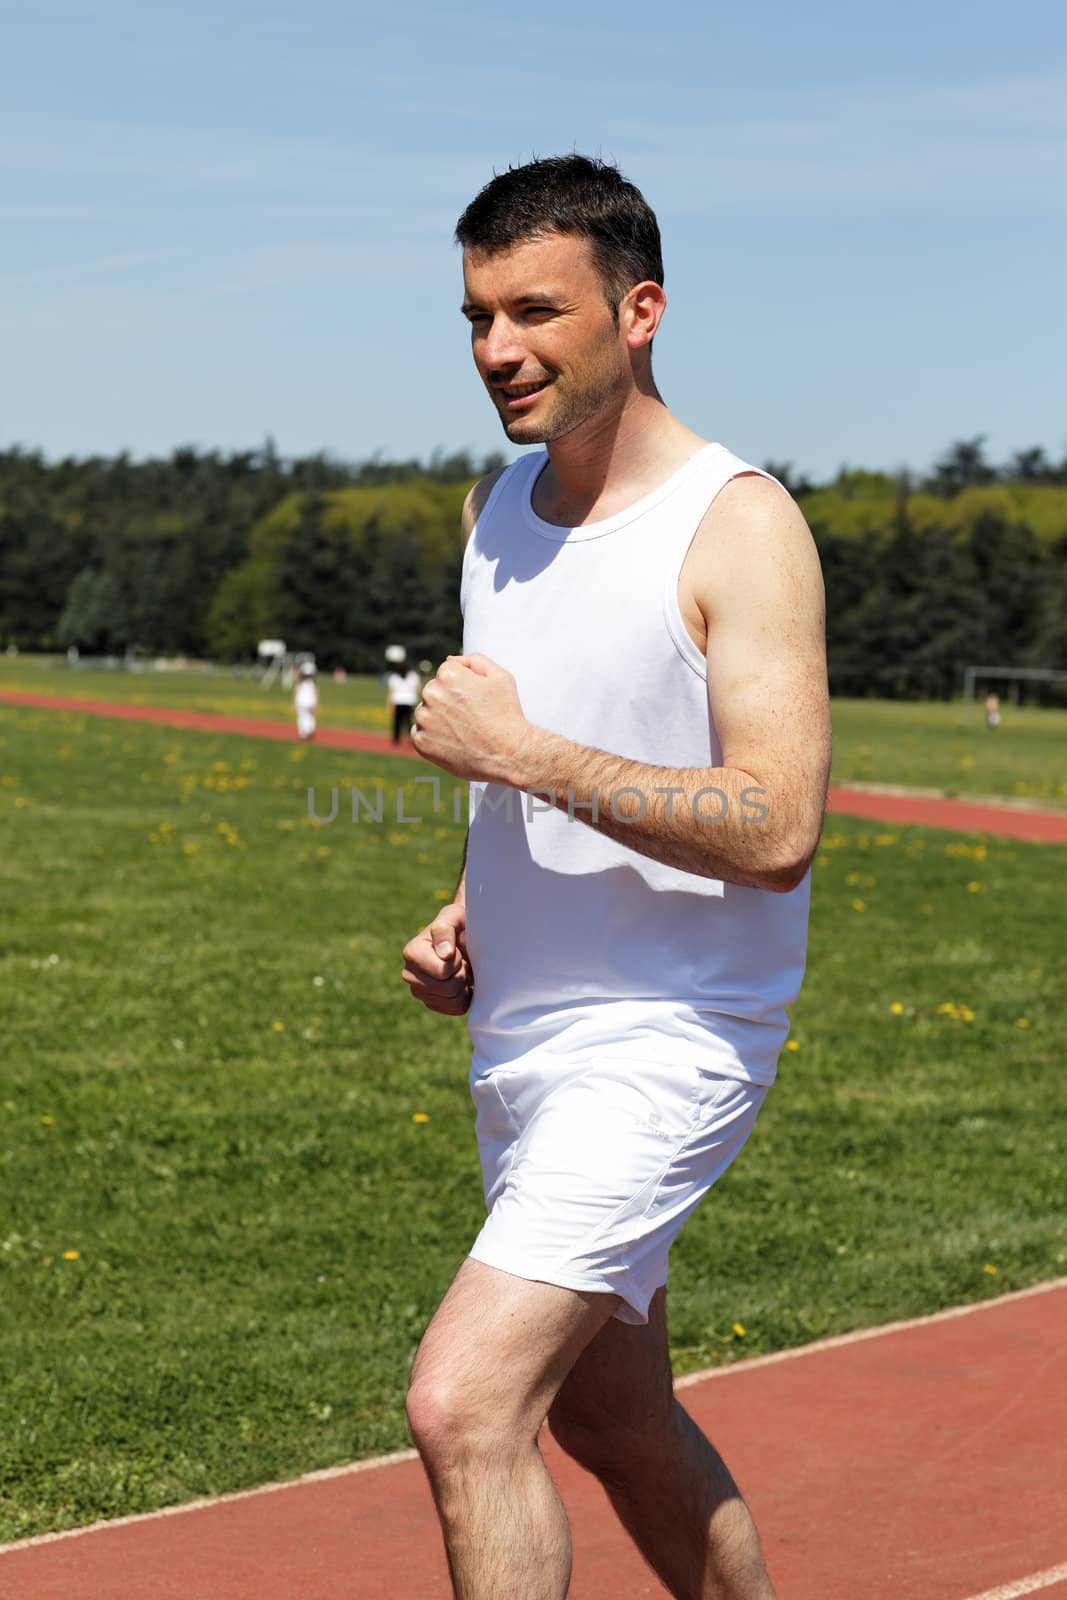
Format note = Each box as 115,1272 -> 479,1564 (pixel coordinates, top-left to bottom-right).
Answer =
460,292 -> 562,316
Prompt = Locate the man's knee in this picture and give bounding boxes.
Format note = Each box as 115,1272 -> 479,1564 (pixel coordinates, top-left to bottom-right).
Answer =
407,1368 -> 532,1469
408,1372 -> 472,1467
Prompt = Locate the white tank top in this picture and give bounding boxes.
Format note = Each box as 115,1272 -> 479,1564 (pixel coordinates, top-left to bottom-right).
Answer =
460,441 -> 811,1087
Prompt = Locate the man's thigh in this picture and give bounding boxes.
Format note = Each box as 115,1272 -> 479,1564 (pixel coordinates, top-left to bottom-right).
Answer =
410,1257 -> 624,1434
548,1284 -> 674,1444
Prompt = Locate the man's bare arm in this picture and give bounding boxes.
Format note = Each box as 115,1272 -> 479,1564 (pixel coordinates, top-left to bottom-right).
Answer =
494,478 -> 831,893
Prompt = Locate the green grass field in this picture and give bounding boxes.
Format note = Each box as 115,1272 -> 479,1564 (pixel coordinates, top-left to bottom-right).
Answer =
0,696 -> 1064,1541
2,658 -> 1066,806
0,657 -> 396,735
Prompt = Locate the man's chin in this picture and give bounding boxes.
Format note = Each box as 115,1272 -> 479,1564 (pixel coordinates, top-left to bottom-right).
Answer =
501,414 -> 550,444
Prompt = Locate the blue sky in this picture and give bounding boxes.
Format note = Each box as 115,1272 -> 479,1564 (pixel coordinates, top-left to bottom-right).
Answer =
3,0 -> 1065,480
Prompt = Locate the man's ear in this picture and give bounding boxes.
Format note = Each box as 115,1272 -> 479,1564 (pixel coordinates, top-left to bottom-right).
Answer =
622,280 -> 666,350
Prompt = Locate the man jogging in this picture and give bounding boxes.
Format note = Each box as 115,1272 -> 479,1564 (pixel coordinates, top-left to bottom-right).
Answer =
401,154 -> 831,1600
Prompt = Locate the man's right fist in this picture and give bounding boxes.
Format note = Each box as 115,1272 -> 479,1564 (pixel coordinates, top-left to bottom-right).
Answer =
401,902 -> 474,1016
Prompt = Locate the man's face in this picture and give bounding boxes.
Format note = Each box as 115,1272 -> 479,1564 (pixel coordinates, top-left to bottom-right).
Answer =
461,233 -> 632,445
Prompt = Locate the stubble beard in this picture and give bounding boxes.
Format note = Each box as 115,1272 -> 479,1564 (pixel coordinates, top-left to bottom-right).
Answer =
497,346 -> 630,446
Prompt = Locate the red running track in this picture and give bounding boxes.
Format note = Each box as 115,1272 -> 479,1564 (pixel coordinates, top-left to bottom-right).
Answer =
2,1282 -> 1065,1600
2,688 -> 1066,843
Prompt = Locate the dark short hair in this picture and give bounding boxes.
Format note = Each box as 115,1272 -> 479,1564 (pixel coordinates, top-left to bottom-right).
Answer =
455,154 -> 663,318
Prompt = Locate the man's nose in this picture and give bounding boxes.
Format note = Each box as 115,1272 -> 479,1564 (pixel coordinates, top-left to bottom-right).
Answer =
480,315 -> 525,371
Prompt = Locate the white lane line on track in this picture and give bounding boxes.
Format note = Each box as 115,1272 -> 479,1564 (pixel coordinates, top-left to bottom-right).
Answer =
674,1273 -> 1067,1388
961,1562 -> 1067,1599
2,1275 -> 1065,1556
0,1451 -> 421,1554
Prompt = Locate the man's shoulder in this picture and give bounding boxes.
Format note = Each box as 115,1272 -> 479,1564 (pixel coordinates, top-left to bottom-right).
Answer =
680,467 -> 819,634
699,467 -> 807,542
460,461 -> 518,547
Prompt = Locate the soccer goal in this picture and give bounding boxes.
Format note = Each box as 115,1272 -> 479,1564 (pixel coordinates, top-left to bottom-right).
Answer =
962,665 -> 1067,724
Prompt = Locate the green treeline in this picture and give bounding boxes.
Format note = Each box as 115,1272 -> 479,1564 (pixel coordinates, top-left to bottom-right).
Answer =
1,436 -> 1066,696
0,443 -> 499,673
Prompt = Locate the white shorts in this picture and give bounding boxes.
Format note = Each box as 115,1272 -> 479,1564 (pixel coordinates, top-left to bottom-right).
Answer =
468,1053 -> 769,1325
296,709 -> 316,738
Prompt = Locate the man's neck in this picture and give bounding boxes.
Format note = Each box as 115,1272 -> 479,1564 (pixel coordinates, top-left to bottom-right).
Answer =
535,393 -> 707,526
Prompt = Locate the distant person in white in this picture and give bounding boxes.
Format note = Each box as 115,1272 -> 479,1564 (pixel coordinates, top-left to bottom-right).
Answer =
387,657 -> 421,744
293,663 -> 318,741
985,691 -> 1002,730
400,155 -> 831,1600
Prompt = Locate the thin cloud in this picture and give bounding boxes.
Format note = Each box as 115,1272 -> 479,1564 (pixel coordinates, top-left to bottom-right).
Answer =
1,251 -> 161,289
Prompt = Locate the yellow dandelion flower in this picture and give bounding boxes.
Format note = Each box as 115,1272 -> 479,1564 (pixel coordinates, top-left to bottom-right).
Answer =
433,889 -> 450,901
41,1114 -> 55,1125
61,1250 -> 80,1261
967,881 -> 984,894
846,871 -> 861,886
785,1039 -> 800,1052
1015,1017 -> 1030,1029
889,1002 -> 904,1016
272,1021 -> 285,1033
958,1005 -> 975,1022
851,898 -> 866,912
412,1112 -> 430,1124
936,1002 -> 958,1017
874,833 -> 897,845
732,1322 -> 746,1337
983,1264 -> 997,1275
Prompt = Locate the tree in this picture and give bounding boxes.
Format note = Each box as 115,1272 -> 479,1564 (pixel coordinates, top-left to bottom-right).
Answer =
926,436 -> 997,495
274,495 -> 357,665
0,496 -> 83,648
1008,446 -> 1053,483
761,461 -> 814,498
56,568 -> 129,652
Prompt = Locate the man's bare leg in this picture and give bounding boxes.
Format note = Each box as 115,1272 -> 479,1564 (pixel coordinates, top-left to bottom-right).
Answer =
406,1257 -> 622,1600
547,1288 -> 777,1600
